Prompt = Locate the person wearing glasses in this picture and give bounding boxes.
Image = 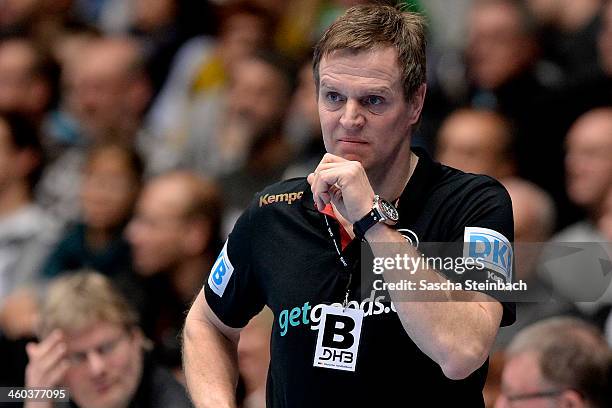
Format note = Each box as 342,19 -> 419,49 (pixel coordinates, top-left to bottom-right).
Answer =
23,271 -> 191,408
496,317 -> 611,408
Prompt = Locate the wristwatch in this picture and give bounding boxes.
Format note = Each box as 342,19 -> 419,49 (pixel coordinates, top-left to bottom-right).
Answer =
353,195 -> 399,241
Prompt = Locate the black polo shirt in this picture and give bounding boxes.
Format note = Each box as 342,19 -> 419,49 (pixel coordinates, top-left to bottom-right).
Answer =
205,148 -> 514,407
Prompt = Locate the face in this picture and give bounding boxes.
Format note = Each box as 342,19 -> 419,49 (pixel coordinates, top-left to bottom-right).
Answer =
467,3 -> 535,89
220,13 -> 268,71
64,43 -> 136,138
436,111 -> 512,179
126,179 -> 191,276
496,352 -> 559,408
317,47 -> 422,178
0,40 -> 40,114
81,148 -> 139,230
226,58 -> 288,136
63,322 -> 143,408
565,112 -> 612,210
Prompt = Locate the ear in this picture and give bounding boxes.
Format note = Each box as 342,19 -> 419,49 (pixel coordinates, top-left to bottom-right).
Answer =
559,389 -> 586,408
408,83 -> 427,125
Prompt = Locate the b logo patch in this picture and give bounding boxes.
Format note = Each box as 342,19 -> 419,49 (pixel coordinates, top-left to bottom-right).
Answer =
208,241 -> 234,297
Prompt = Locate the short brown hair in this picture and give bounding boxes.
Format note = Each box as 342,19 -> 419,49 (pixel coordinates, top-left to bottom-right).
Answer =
507,317 -> 611,408
313,4 -> 427,101
38,272 -> 139,338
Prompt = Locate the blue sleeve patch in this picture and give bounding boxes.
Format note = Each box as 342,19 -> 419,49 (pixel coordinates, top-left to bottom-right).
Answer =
207,240 -> 234,297
463,227 -> 513,282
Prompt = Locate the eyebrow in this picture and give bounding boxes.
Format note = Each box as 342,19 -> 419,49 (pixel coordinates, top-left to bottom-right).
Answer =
319,82 -> 392,96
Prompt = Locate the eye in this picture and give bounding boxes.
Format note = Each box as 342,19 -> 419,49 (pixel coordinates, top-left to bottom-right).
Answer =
325,92 -> 344,103
363,95 -> 384,106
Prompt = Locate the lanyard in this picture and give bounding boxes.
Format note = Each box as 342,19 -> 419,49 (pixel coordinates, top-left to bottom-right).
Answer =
323,214 -> 353,308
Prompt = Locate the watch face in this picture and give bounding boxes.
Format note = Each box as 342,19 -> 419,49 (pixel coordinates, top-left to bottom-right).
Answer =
379,199 -> 399,222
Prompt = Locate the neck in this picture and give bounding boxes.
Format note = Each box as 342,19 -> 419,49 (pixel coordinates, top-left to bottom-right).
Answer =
0,182 -> 31,218
85,227 -> 114,250
367,151 -> 419,201
171,255 -> 212,303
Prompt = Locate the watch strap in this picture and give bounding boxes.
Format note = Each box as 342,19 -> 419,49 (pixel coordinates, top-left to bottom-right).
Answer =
353,208 -> 383,241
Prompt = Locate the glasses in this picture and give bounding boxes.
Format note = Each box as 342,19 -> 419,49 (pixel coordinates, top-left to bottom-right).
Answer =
67,332 -> 130,367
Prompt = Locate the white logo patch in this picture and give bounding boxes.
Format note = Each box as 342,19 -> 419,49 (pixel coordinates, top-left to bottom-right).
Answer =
463,227 -> 513,282
207,240 -> 234,297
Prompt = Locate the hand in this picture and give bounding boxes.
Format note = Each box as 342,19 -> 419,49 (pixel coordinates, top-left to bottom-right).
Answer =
25,330 -> 70,388
0,288 -> 39,339
307,153 -> 375,223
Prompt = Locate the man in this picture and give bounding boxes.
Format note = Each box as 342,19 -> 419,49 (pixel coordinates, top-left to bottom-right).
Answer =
184,4 -> 514,407
495,317 -> 611,408
24,271 -> 191,408
35,36 -> 154,225
548,107 -> 612,315
127,171 -> 270,407
465,0 -> 567,209
127,171 -> 223,369
0,37 -> 56,125
436,108 -> 516,180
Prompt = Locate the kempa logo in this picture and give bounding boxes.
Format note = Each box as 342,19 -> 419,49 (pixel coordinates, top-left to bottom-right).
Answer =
259,191 -> 303,207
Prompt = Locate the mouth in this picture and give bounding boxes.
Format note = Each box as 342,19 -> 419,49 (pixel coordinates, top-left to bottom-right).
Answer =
338,138 -> 368,145
93,379 -> 116,394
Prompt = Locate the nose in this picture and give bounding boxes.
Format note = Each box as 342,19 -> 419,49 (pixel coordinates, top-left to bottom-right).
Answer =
339,99 -> 365,130
86,351 -> 107,377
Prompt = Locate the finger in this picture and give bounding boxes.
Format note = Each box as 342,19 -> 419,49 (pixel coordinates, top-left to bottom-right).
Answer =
320,153 -> 348,165
311,170 -> 337,209
42,359 -> 70,387
37,340 -> 68,375
33,330 -> 64,358
312,159 -> 353,175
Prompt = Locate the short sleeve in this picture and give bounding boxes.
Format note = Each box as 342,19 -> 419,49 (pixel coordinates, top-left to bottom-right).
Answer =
204,203 -> 266,328
448,179 -> 516,326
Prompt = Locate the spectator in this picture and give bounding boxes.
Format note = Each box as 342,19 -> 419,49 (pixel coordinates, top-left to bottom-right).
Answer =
542,108 -> 612,316
283,58 -> 325,179
557,108 -> 612,240
24,271 -> 191,408
435,108 -> 516,180
495,317 -> 611,408
526,0 -> 603,84
0,113 -> 58,337
146,1 -> 275,168
0,37 -> 58,126
41,143 -> 143,279
126,171 -> 222,369
494,178 -> 577,349
465,0 -> 567,207
126,170 -> 270,405
211,52 -> 294,232
35,36 -> 153,225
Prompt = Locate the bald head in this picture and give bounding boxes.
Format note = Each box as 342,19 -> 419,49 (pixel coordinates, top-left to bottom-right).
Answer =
436,109 -> 516,180
64,37 -> 151,141
565,108 -> 612,212
503,178 -> 556,242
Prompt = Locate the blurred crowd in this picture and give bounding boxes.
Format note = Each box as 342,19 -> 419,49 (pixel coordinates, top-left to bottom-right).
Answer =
0,0 -> 610,407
